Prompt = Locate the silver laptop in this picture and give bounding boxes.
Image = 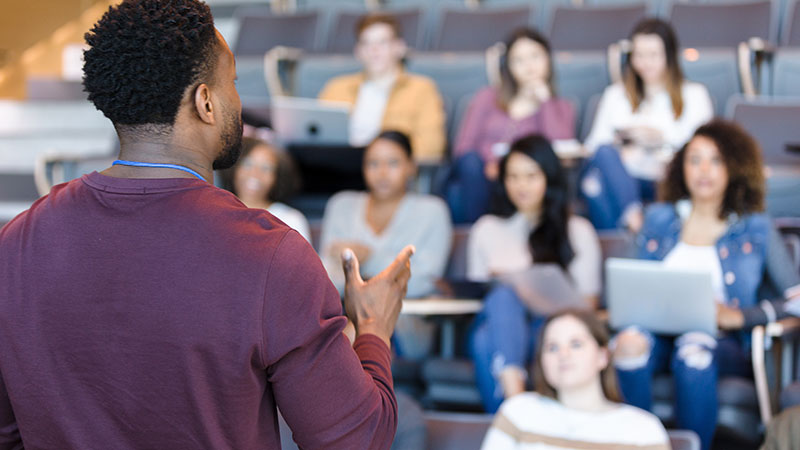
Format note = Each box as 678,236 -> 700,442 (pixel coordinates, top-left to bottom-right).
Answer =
270,96 -> 350,146
499,264 -> 589,316
606,258 -> 717,335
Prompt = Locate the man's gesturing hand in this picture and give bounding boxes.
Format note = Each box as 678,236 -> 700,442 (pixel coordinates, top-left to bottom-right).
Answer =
341,245 -> 415,348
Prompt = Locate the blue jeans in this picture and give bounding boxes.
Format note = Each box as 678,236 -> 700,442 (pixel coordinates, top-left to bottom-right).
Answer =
469,285 -> 544,413
442,153 -> 491,224
615,329 -> 751,450
580,145 -> 655,230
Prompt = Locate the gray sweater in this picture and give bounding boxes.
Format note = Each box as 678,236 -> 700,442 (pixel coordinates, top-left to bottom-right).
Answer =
320,191 -> 453,298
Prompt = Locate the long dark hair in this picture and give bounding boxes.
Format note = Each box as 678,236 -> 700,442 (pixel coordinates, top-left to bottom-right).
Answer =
492,134 -> 574,269
533,309 -> 622,402
497,28 -> 556,111
624,18 -> 684,119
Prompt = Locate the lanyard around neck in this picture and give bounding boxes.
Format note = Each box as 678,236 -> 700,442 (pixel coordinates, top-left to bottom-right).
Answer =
112,160 -> 206,182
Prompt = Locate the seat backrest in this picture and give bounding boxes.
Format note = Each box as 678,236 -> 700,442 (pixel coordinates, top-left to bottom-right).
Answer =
234,56 -> 271,105
667,429 -> 701,450
728,97 -> 800,167
326,8 -> 424,53
406,52 -> 488,119
783,0 -> 800,46
233,10 -> 320,56
772,48 -> 800,97
445,225 -> 471,280
432,6 -> 533,52
681,47 -> 738,117
424,411 -> 494,450
670,1 -> 774,47
294,54 -> 362,98
552,50 -> 609,132
548,4 -> 647,51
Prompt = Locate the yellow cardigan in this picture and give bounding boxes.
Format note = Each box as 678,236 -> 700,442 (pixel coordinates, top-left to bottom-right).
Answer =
318,71 -> 446,162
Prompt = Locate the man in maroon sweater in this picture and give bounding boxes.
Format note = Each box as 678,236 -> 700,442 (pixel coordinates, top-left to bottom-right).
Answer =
0,0 -> 412,448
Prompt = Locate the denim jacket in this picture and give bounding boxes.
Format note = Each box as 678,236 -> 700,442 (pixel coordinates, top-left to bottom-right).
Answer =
637,201 -> 800,329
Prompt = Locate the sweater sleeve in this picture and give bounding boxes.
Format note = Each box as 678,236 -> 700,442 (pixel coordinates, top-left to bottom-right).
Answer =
566,217 -> 602,298
404,198 -> 453,298
466,218 -> 491,282
583,85 -> 620,153
453,88 -> 493,160
319,193 -> 353,295
410,79 -> 446,162
539,97 -> 577,141
262,231 -> 396,450
742,223 -> 800,328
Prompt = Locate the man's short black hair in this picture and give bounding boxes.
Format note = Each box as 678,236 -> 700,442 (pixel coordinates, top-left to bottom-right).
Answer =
83,0 -> 218,128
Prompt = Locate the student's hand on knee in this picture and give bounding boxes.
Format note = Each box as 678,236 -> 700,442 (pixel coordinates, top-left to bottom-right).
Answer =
341,245 -> 414,349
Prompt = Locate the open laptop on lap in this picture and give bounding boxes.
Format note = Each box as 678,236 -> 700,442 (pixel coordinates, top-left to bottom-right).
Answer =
605,258 -> 717,336
270,96 -> 350,146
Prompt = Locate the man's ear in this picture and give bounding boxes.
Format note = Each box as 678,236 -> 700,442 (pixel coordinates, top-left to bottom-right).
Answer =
193,83 -> 216,125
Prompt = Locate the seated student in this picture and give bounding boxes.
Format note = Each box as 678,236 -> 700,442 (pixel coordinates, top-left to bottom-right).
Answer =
468,135 -> 601,412
481,309 -> 670,450
220,137 -> 311,243
448,28 -> 576,223
612,120 -> 800,450
581,18 -> 713,231
320,130 -> 452,359
319,13 -> 446,162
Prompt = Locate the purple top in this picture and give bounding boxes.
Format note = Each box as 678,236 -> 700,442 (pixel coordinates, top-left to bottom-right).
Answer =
454,87 -> 576,162
0,172 -> 396,449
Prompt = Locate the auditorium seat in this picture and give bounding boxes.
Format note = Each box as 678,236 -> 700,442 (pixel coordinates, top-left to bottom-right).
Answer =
430,5 -> 534,52
669,1 -> 774,48
233,9 -> 321,56
325,7 -> 424,53
771,48 -> 800,96
233,56 -> 272,106
681,47 -> 741,117
547,4 -> 647,51
553,50 -> 609,134
784,0 -> 800,46
728,96 -> 800,217
293,54 -> 362,98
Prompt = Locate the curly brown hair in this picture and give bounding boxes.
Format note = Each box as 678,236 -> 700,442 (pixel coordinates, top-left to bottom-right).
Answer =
660,119 -> 765,218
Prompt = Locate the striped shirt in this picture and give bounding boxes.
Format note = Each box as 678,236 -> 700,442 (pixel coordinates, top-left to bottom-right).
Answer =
481,393 -> 670,450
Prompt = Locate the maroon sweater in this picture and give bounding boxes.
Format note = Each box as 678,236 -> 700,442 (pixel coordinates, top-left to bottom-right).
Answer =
0,172 -> 396,449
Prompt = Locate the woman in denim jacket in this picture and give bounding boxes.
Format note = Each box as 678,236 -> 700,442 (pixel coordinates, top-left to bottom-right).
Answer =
612,120 -> 800,450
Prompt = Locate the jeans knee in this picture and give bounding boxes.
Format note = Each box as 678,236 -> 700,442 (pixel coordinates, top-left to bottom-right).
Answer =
484,285 -> 523,314
612,327 -> 653,371
454,152 -> 484,175
674,332 -> 717,371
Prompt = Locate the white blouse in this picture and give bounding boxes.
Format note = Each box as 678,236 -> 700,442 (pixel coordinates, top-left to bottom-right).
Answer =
584,81 -> 714,153
481,393 -> 670,450
466,213 -> 601,298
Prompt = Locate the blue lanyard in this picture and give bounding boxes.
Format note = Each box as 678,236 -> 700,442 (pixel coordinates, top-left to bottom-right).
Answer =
112,160 -> 206,182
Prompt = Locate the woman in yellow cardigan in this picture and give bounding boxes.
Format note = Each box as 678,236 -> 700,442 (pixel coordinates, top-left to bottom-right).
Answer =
319,13 -> 446,163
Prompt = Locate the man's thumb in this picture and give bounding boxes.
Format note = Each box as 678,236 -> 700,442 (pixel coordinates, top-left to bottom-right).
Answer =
341,248 -> 362,285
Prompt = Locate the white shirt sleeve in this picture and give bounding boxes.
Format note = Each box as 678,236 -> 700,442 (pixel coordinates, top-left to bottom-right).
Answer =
668,82 -> 714,149
583,85 -> 626,153
466,217 -> 491,282
404,197 -> 453,298
318,192 -> 355,294
566,216 -> 602,298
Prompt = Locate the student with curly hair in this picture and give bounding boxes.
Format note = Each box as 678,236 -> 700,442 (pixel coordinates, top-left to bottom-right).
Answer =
612,120 -> 800,450
220,136 -> 311,243
0,0 -> 411,447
